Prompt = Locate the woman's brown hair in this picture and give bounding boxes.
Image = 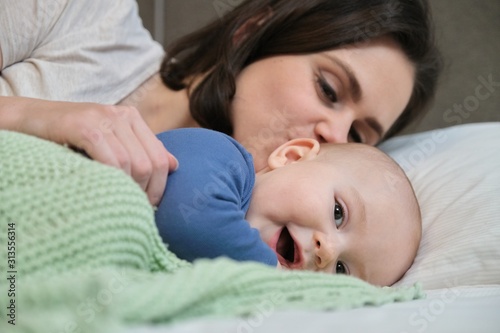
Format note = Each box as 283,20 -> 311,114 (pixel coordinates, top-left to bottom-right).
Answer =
161,0 -> 442,140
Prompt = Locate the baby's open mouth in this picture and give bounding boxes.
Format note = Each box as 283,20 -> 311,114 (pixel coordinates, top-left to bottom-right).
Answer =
276,227 -> 302,268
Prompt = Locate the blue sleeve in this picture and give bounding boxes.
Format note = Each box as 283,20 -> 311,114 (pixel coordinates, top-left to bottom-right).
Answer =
154,128 -> 277,266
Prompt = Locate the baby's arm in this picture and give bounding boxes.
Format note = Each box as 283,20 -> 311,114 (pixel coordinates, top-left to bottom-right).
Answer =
155,129 -> 278,267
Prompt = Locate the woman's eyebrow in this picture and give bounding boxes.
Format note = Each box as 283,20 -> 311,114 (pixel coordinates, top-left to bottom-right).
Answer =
321,54 -> 362,103
321,54 -> 385,139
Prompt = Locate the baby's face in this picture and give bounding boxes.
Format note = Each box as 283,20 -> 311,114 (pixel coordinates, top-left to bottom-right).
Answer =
246,143 -> 421,286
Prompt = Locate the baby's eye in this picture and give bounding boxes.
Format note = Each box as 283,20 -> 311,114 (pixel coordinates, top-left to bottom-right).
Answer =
336,261 -> 347,274
333,202 -> 344,228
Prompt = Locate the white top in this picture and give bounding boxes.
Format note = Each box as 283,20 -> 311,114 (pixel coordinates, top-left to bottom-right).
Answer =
0,0 -> 164,104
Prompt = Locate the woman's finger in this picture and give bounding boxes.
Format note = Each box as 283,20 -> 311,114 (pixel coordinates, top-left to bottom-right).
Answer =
113,121 -> 153,192
76,126 -> 125,170
132,119 -> 174,205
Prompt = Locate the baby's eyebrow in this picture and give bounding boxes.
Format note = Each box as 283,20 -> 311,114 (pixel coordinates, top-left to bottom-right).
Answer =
349,186 -> 366,227
343,186 -> 368,281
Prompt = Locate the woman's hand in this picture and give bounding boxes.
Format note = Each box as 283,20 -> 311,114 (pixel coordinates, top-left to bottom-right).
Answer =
0,96 -> 177,205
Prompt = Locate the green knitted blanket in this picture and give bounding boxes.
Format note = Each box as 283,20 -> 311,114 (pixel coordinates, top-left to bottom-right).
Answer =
0,131 -> 423,333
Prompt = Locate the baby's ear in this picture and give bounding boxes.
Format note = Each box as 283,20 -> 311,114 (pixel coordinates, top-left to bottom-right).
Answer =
267,138 -> 320,170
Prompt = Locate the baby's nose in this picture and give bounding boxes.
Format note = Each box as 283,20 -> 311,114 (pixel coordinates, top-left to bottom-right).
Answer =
313,232 -> 336,270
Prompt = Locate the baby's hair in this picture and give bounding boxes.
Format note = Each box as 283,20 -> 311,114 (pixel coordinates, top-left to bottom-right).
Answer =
320,144 -> 420,218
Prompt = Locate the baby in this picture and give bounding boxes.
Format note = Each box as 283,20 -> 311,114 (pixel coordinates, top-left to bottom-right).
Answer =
155,128 -> 421,286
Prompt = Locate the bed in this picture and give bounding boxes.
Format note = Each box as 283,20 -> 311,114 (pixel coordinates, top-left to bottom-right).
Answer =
0,122 -> 499,333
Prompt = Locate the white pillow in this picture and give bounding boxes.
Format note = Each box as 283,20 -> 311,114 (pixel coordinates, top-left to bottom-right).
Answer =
379,122 -> 500,290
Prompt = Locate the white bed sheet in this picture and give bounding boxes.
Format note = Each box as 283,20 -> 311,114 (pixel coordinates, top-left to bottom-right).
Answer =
126,285 -> 500,333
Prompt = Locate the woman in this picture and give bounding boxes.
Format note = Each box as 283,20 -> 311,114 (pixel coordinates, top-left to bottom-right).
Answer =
0,0 -> 442,204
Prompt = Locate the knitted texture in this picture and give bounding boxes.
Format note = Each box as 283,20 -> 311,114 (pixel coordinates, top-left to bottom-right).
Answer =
0,130 -> 186,277
0,131 -> 424,333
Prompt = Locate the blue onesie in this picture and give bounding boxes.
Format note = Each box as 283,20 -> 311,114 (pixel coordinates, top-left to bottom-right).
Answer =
155,128 -> 278,266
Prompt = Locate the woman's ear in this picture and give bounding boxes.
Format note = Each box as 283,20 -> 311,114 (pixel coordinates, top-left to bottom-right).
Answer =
267,138 -> 320,170
233,7 -> 273,45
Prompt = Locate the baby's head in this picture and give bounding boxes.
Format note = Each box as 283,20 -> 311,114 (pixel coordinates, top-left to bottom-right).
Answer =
246,138 -> 421,286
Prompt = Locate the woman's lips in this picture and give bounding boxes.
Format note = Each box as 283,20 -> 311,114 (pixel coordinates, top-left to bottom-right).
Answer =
269,226 -> 303,269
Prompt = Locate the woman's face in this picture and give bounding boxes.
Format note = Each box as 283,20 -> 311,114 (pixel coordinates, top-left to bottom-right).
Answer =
231,37 -> 415,171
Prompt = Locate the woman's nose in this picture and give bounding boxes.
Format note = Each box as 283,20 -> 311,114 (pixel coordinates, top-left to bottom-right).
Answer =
314,114 -> 353,144
313,232 -> 336,270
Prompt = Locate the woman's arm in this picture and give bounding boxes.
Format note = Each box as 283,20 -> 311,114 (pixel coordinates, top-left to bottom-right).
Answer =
0,96 -> 177,205
0,1 -> 174,204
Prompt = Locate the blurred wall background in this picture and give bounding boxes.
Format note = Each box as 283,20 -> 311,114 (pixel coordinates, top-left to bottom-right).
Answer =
137,0 -> 500,135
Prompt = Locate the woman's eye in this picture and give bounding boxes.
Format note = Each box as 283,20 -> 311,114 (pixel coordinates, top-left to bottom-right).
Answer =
349,128 -> 363,143
336,261 -> 347,274
333,202 -> 344,228
318,77 -> 338,103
